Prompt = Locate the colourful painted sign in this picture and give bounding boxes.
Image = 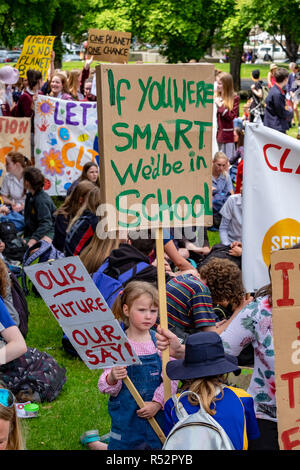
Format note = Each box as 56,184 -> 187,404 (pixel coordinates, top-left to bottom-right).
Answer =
15,35 -> 56,81
34,95 -> 99,195
0,116 -> 31,186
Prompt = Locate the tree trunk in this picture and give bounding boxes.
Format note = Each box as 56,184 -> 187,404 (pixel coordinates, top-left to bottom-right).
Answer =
284,32 -> 299,62
229,45 -> 243,92
51,11 -> 64,69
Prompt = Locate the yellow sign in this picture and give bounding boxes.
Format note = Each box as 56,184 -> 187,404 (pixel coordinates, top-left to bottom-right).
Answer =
16,35 -> 56,81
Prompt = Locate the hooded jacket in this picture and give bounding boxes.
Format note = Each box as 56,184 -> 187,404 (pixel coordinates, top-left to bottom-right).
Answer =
103,243 -> 171,286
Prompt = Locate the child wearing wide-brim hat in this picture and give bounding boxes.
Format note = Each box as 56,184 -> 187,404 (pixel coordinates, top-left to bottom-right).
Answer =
164,332 -> 260,450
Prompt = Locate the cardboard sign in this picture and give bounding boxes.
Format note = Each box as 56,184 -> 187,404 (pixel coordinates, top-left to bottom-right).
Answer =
96,63 -> 214,231
271,248 -> 300,450
16,35 -> 55,81
87,29 -> 131,63
34,95 -> 99,195
242,123 -> 300,293
0,116 -> 31,186
24,257 -> 141,369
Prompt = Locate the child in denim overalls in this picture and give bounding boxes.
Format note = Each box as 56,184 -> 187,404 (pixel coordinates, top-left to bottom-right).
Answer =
83,281 -> 178,450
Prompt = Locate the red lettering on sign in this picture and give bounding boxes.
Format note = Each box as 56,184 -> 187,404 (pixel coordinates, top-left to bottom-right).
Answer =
279,148 -> 293,173
275,262 -> 295,307
296,321 -> 300,341
263,144 -> 280,171
281,425 -> 300,450
280,371 -> 300,408
263,144 -> 300,174
101,324 -> 121,342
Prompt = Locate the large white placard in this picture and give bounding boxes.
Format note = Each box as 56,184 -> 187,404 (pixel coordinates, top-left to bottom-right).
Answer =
242,123 -> 300,292
24,256 -> 141,369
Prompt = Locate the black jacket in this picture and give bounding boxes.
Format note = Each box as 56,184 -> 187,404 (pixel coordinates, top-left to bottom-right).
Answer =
104,243 -> 171,286
24,190 -> 56,241
264,84 -> 293,133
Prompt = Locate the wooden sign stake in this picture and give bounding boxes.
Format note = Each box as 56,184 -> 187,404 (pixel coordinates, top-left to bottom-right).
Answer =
123,376 -> 166,444
155,227 -> 172,404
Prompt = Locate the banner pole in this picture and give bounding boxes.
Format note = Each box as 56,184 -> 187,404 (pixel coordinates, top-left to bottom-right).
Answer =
123,377 -> 166,444
155,227 -> 172,404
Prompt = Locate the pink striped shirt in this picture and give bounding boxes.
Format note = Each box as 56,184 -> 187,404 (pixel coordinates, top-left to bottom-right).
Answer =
98,337 -> 178,408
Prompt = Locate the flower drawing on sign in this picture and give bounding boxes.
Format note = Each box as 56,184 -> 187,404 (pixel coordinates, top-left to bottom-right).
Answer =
37,99 -> 55,117
9,137 -> 24,152
41,148 -> 65,176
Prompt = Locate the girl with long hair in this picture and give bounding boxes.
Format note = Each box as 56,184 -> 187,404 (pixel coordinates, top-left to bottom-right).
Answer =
53,180 -> 95,252
215,72 -> 240,161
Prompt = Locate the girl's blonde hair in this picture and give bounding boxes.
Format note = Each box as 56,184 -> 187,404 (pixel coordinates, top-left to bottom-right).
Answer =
0,387 -> 24,450
112,281 -> 159,328
67,185 -> 101,232
80,233 -> 121,274
213,151 -> 229,175
218,72 -> 235,111
68,69 -> 81,99
183,375 -> 227,415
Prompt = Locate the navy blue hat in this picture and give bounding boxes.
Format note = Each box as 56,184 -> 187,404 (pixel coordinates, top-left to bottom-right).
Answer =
166,332 -> 241,380
251,69 -> 260,79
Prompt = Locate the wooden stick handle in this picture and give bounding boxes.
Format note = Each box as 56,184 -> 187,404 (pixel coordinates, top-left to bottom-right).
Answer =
155,227 -> 172,403
123,376 -> 166,444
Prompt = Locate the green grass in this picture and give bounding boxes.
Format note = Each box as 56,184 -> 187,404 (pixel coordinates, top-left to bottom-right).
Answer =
21,294 -> 110,450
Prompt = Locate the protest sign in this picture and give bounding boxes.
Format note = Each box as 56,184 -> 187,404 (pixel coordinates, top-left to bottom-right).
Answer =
96,63 -> 214,232
242,123 -> 300,293
24,256 -> 141,369
15,35 -> 55,81
87,29 -> 131,63
34,95 -> 99,195
0,116 -> 31,186
271,248 -> 300,450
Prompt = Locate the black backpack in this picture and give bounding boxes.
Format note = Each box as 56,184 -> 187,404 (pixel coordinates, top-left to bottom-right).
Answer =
0,347 -> 67,403
0,221 -> 27,263
9,270 -> 30,339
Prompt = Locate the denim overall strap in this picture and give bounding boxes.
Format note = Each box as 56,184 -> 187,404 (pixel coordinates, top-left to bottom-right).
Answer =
108,330 -> 164,450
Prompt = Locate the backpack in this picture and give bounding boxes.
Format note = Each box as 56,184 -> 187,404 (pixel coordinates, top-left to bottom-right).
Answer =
0,347 -> 67,403
21,240 -> 65,296
64,214 -> 95,256
0,221 -> 27,263
163,391 -> 235,450
92,259 -> 150,308
9,270 -> 30,338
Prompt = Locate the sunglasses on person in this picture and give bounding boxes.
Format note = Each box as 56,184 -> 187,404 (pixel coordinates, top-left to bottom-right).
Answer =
0,389 -> 14,408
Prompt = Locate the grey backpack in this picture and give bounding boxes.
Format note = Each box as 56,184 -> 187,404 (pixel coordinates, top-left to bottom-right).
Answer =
163,391 -> 235,450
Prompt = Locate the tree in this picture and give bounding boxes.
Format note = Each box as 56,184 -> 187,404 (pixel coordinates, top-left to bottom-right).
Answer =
253,0 -> 300,62
0,0 -> 92,68
215,0 -> 258,91
82,0 -> 235,63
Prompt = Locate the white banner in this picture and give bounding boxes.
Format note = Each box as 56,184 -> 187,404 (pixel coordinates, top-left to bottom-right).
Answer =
242,123 -> 300,293
34,95 -> 99,195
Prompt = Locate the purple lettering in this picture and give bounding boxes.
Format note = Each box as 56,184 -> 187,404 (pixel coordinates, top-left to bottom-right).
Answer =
66,102 -> 79,126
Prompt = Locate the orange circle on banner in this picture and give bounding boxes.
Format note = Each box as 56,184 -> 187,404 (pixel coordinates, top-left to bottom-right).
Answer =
261,218 -> 300,267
